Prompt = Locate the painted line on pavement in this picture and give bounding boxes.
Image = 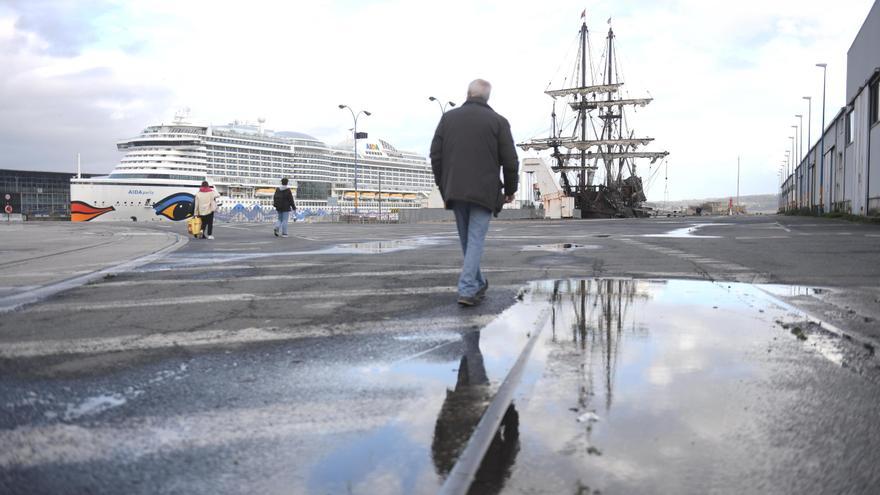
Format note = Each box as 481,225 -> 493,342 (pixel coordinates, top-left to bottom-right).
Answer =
214,224 -> 256,230
0,398 -> 396,469
29,284 -> 524,313
0,232 -> 187,314
0,270 -> 95,279
0,315 -> 498,359
134,262 -> 323,273
90,268 -> 518,288
735,235 -> 790,240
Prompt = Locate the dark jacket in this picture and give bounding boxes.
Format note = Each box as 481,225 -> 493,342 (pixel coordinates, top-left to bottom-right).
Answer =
273,187 -> 296,212
430,97 -> 519,215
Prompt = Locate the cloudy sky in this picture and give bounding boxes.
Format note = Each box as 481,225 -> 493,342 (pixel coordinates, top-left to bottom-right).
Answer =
0,0 -> 874,200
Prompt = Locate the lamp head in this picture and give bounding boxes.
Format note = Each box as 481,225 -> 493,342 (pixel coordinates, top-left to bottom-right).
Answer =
816,63 -> 827,68
338,104 -> 346,109
448,101 -> 456,107
428,96 -> 437,101
802,96 -> 811,101
363,110 -> 372,116
795,114 -> 802,118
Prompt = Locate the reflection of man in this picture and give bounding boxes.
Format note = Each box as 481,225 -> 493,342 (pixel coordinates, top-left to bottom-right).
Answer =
430,79 -> 519,306
432,331 -> 519,493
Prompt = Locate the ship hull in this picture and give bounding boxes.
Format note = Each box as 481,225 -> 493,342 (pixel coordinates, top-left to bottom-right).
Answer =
71,180 -> 201,222
575,186 -> 650,219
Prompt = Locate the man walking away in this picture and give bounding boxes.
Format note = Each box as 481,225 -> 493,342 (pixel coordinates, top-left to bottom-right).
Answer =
430,79 -> 519,306
193,181 -> 221,239
273,177 -> 297,238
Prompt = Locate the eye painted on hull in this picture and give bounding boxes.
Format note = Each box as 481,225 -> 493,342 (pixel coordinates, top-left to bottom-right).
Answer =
153,193 -> 194,221
71,201 -> 115,222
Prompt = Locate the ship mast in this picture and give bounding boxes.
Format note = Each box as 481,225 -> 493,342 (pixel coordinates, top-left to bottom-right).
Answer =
518,16 -> 669,218
578,20 -> 589,201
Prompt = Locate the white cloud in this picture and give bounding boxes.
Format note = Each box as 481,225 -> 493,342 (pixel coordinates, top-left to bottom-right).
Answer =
0,0 -> 874,199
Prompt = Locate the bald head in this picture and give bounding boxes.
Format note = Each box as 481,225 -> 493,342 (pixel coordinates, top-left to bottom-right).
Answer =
467,79 -> 492,101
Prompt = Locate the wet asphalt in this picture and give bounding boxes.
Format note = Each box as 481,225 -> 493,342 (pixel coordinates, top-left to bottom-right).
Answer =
1,215 -> 879,494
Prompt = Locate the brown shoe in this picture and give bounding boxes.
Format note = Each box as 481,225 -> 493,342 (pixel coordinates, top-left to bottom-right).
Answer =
457,295 -> 479,306
475,280 -> 489,301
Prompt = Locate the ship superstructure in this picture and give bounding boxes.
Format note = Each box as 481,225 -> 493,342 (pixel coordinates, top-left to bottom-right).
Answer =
71,115 -> 433,222
519,17 -> 668,218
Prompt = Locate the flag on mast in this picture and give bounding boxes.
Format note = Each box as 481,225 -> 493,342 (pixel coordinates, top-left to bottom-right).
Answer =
580,9 -> 586,19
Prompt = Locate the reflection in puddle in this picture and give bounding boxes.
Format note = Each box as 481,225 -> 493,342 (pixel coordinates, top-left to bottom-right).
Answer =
431,331 -> 520,495
306,301 -> 544,495
521,243 -> 600,252
302,278 -> 872,495
760,284 -> 827,297
504,279 -> 877,494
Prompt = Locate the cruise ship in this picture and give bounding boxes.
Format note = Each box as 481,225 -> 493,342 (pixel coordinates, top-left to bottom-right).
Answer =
70,116 -> 434,222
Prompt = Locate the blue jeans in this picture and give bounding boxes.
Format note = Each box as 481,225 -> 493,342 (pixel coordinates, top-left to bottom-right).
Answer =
451,201 -> 491,297
275,210 -> 290,235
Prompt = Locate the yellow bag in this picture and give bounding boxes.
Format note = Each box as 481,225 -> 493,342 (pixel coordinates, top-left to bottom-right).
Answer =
187,216 -> 202,237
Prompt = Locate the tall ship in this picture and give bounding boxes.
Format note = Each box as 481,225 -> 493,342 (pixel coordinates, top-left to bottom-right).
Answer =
70,113 -> 434,222
518,16 -> 668,218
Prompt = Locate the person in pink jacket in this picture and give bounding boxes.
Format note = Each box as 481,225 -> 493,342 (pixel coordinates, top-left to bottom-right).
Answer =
193,181 -> 221,239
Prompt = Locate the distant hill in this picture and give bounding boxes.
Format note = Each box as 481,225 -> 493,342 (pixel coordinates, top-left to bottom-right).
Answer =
645,194 -> 779,214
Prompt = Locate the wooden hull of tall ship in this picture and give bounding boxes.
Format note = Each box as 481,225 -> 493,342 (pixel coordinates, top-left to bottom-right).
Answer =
578,190 -> 650,219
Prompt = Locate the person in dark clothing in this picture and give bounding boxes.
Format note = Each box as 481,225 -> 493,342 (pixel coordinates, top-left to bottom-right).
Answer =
273,177 -> 297,237
430,79 -> 519,306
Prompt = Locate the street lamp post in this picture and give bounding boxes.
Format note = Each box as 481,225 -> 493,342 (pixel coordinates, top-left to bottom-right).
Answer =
783,150 -> 791,210
428,96 -> 456,114
789,136 -> 796,208
817,63 -> 827,212
803,96 -> 812,210
779,164 -> 786,211
338,104 -> 371,215
780,161 -> 787,204
796,113 -> 804,209
791,126 -> 799,208
736,155 -> 740,215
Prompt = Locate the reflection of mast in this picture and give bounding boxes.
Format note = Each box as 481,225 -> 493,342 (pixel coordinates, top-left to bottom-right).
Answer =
547,279 -> 648,411
539,278 -> 655,458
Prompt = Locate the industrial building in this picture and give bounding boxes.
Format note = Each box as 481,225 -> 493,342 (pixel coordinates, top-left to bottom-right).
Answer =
781,0 -> 880,216
0,169 -> 96,219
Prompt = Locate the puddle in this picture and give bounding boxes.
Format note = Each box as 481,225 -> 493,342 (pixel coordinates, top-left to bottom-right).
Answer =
297,278 -> 879,494
63,394 -> 127,420
314,238 -> 444,254
11,277 -> 874,494
306,298 -> 547,495
497,279 -> 880,494
521,243 -> 600,252
644,223 -> 725,238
